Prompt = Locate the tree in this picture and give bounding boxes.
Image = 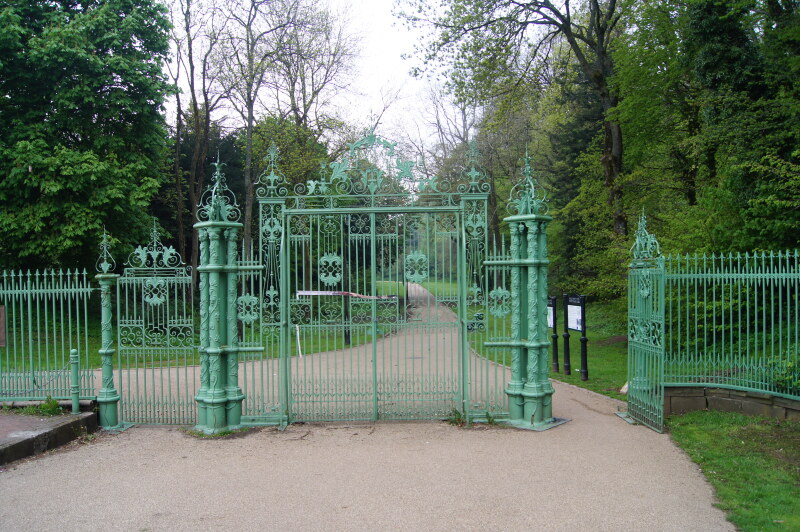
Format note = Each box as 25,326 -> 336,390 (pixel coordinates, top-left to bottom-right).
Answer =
400,0 -> 632,235
171,0 -> 229,277
0,0 -> 171,268
216,0 -> 296,254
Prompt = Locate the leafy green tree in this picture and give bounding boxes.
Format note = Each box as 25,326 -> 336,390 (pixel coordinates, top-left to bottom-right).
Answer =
0,0 -> 172,269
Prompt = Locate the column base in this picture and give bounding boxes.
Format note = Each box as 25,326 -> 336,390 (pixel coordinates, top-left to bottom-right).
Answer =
500,417 -> 570,431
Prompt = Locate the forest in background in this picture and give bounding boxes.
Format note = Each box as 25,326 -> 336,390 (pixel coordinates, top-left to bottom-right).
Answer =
1,0 -> 798,303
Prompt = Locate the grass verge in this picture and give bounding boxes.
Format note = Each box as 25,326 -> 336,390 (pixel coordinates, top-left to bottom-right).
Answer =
668,410 -> 800,531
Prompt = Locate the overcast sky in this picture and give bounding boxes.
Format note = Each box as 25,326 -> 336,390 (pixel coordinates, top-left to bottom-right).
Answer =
326,0 -> 435,141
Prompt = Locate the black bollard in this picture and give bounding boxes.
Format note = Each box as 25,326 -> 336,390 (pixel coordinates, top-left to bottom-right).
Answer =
562,293 -> 571,375
549,296 -> 559,372
578,295 -> 589,381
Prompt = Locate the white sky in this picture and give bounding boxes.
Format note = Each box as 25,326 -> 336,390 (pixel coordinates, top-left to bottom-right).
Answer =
326,0 -> 435,141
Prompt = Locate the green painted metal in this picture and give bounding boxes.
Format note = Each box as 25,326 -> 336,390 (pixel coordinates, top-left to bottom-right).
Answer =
484,155 -> 561,430
626,214 -> 666,432
626,214 -> 800,432
0,269 -> 94,402
193,161 -> 245,434
239,135 -> 510,423
662,250 -> 800,400
96,229 -> 122,428
116,220 -> 196,425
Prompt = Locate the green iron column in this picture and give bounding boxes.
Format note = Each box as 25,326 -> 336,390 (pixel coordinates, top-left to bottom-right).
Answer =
500,154 -> 565,431
95,229 -> 122,429
96,273 -> 121,428
194,159 -> 244,434
520,219 -> 555,426
505,221 -> 525,421
196,228 -> 210,427
203,227 -> 229,432
224,227 -> 245,427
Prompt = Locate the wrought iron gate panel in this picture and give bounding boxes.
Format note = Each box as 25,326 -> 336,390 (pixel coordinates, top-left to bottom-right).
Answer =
117,227 -> 196,424
627,215 -> 665,432
247,134 -> 510,423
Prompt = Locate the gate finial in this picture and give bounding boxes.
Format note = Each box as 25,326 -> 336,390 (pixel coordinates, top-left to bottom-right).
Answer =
95,226 -> 116,274
509,150 -> 547,215
631,211 -> 662,260
198,156 -> 241,223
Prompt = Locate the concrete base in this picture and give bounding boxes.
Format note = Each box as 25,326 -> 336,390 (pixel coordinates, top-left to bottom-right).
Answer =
501,417 -> 570,432
0,411 -> 97,466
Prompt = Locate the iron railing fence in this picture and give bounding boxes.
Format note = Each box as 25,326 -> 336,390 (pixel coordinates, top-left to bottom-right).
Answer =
0,269 -> 95,401
663,250 -> 800,399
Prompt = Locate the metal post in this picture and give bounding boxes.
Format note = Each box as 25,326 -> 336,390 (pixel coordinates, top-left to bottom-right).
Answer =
562,293 -> 571,375
196,229 -> 210,428
193,160 -> 245,434
550,296 -> 559,372
69,349 -> 80,414
579,295 -> 588,381
496,154 -> 564,430
225,228 -> 244,428
505,222 -> 524,421
96,273 -> 121,427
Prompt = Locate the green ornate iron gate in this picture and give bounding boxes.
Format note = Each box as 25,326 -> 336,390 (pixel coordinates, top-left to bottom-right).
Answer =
237,135 -> 513,423
626,215 -> 666,432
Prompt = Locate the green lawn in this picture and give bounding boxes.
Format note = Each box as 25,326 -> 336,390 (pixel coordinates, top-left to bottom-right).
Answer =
668,410 -> 800,531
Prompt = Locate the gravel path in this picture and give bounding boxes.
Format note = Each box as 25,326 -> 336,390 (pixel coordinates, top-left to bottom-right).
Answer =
0,381 -> 732,532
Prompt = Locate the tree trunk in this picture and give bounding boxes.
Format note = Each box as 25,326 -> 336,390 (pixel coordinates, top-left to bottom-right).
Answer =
174,97 -> 187,261
242,103 -> 255,258
600,118 -> 627,236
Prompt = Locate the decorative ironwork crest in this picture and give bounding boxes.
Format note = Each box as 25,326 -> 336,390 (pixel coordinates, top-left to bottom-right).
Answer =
404,251 -> 429,283
631,212 -> 662,260
318,253 -> 343,287
255,144 -> 289,199
509,152 -> 548,216
197,158 -> 241,223
488,287 -> 512,317
126,219 -> 184,270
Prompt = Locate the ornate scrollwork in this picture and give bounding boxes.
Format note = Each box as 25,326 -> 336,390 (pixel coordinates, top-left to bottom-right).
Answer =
488,287 -> 512,317
629,317 -> 663,347
197,158 -> 241,223
318,253 -> 343,287
457,142 -> 491,194
237,294 -> 259,325
509,152 -> 548,216
143,278 -> 167,306
404,251 -> 429,283
126,219 -> 185,269
255,144 -> 289,198
96,227 -> 116,273
631,212 -> 662,260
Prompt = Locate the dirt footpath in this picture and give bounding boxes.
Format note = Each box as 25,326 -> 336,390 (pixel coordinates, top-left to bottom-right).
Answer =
0,381 -> 732,532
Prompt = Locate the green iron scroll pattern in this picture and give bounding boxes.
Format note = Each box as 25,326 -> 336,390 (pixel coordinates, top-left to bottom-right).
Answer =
198,158 -> 241,224
404,250 -> 429,283
318,253 -> 343,287
256,133 -> 491,210
631,211 -> 661,261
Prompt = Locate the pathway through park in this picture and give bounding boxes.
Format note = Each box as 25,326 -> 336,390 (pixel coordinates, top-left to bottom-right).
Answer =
1,284 -> 734,530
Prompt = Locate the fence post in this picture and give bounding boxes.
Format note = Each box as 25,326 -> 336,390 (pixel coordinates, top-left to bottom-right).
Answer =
70,349 -> 80,414
550,296 -> 559,372
95,230 -> 121,428
579,295 -> 588,381
562,293 -> 571,375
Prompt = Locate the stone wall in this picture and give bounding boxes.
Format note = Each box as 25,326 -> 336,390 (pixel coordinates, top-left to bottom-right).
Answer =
664,386 -> 800,420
